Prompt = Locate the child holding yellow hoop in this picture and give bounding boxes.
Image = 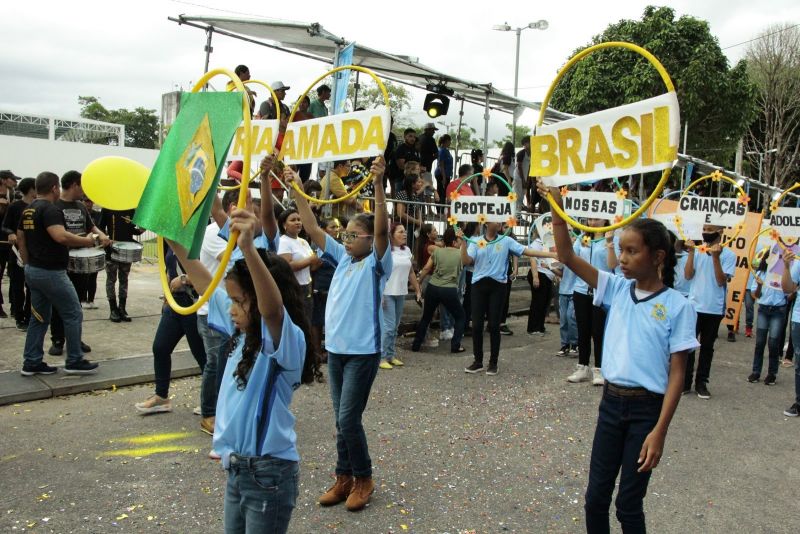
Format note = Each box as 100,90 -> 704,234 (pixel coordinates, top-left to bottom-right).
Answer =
541,181 -> 698,533
746,251 -> 787,386
285,158 -> 391,512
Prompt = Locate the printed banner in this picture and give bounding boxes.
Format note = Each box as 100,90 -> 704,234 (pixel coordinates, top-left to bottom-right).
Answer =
769,207 -> 800,238
451,195 -> 516,223
722,211 -> 764,329
226,120 -> 280,162
561,191 -> 625,220
531,92 -> 680,186
677,195 -> 747,227
279,107 -> 390,165
647,198 -> 701,240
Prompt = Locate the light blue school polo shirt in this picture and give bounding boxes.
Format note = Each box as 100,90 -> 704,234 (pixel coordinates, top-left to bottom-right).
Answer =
753,273 -> 787,307
559,264 -> 578,296
594,271 -> 700,394
687,248 -> 736,314
673,252 -> 692,297
790,262 -> 800,323
467,235 -> 526,284
208,287 -> 235,337
217,220 -> 280,263
573,236 -> 618,295
323,233 -> 392,355
214,301 -> 306,467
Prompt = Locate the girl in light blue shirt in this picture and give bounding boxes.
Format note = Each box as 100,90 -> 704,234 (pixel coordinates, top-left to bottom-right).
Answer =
169,208 -> 321,534
747,251 -> 788,385
544,182 -> 698,534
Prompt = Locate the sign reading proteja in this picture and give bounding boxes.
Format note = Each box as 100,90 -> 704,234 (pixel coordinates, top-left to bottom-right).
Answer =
530,92 -> 680,187
227,120 -> 280,161
770,207 -> 800,238
561,191 -> 625,221
677,195 -> 747,226
280,107 -> 391,164
451,196 -> 517,223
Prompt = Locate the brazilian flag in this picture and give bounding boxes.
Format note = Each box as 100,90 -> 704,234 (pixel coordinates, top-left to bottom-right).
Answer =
134,92 -> 243,258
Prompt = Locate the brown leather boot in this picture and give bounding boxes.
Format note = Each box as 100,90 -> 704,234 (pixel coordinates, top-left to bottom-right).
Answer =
318,474 -> 354,506
345,476 -> 375,511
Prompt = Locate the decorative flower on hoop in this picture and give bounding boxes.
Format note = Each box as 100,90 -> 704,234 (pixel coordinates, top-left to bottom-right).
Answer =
698,244 -> 709,254
615,189 -> 627,200
734,223 -> 745,234
560,186 -> 569,197
737,193 -> 750,206
449,190 -> 461,201
582,235 -> 591,246
674,215 -> 683,226
477,239 -> 487,249
447,215 -> 458,226
481,167 -> 493,179
711,170 -> 724,182
770,229 -> 781,241
506,216 -> 517,228
477,214 -> 487,224
614,215 -> 624,223
507,192 -> 518,203
770,201 -> 780,213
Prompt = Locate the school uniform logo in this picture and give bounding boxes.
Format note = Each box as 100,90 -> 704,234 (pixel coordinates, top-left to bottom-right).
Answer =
651,303 -> 667,321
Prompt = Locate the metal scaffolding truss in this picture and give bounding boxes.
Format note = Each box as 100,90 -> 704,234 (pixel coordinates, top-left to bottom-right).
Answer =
0,111 -> 125,145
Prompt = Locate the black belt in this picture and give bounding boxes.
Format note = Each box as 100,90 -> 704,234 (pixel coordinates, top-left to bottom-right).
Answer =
605,382 -> 663,398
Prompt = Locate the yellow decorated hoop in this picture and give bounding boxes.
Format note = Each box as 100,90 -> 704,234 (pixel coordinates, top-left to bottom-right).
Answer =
218,79 -> 282,191
768,182 -> 800,252
746,227 -> 781,287
282,65 -> 390,204
158,68 -> 253,315
675,171 -> 748,249
537,41 -> 677,234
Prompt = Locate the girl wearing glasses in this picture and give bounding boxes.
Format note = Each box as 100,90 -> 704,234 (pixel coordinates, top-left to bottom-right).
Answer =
285,158 -> 390,512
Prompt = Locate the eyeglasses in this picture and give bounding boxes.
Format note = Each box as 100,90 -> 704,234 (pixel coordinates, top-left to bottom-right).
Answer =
340,232 -> 373,243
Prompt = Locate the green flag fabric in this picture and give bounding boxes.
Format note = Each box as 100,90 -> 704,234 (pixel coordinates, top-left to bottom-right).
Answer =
134,92 -> 243,259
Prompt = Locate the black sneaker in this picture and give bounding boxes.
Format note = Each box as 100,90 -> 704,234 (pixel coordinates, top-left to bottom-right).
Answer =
21,362 -> 58,376
727,331 -> 736,342
764,374 -> 776,386
64,359 -> 99,375
486,365 -> 498,376
696,384 -> 711,399
499,325 -> 513,336
16,320 -> 28,332
80,341 -> 92,353
783,403 -> 800,417
569,345 -> 579,357
464,362 -> 484,374
747,373 -> 760,383
48,341 -> 64,356
556,345 -> 571,356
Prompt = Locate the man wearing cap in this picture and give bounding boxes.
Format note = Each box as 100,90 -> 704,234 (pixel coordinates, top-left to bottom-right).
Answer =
309,84 -> 331,118
258,81 -> 291,121
0,170 -> 19,318
419,123 -> 439,174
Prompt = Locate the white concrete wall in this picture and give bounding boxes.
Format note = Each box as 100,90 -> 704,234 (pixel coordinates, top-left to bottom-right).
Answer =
0,135 -> 159,177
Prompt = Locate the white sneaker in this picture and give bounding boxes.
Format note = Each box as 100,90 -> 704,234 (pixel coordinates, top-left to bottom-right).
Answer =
440,328 -> 454,341
567,364 -> 592,383
208,449 -> 221,460
592,367 -> 605,386
193,406 -> 202,416
424,334 -> 439,348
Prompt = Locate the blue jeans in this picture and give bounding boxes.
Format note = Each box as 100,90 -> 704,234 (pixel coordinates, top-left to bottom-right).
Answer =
585,387 -> 663,534
790,322 -> 800,404
745,290 -> 755,328
23,266 -> 84,366
380,295 -> 405,360
559,294 -> 578,347
440,305 -> 454,331
752,304 -> 786,377
224,454 -> 298,534
327,353 -> 379,477
198,314 -> 225,416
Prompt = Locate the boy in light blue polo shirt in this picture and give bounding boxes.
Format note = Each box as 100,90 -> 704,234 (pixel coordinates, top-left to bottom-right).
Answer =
684,226 -> 736,398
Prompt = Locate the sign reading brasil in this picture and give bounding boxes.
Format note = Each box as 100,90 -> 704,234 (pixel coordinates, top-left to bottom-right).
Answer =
279,107 -> 391,165
531,92 -> 680,187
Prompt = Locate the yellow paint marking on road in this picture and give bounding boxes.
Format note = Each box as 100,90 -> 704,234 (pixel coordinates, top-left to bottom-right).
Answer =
102,445 -> 194,457
113,432 -> 194,445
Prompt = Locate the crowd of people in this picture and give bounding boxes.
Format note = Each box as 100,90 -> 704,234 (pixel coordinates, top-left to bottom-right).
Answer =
2,71 -> 799,534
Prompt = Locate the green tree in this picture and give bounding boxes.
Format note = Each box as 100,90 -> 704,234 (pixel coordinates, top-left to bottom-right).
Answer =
346,79 -> 411,117
549,6 -> 758,165
448,125 -> 483,151
494,123 -> 531,149
78,96 -> 159,149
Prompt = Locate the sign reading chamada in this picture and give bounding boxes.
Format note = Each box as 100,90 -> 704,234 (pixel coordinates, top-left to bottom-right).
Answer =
770,207 -> 800,238
451,196 -> 516,223
677,195 -> 746,226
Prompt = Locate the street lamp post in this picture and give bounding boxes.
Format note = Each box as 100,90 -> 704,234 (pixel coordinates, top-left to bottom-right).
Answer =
493,20 -> 548,147
746,148 -> 778,185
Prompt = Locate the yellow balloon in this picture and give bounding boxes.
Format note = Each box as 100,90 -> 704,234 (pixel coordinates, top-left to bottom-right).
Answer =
82,156 -> 150,210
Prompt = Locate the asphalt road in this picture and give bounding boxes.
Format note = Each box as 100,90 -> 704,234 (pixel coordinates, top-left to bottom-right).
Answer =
1,315 -> 798,533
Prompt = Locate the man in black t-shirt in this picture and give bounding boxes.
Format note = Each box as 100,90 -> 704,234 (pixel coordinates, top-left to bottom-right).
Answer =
0,170 -> 17,318
47,171 -> 110,356
17,172 -> 100,375
418,123 -> 439,173
392,128 -> 421,195
2,177 -> 35,330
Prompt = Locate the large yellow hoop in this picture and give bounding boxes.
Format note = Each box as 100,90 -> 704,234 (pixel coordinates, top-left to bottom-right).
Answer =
282,65 -> 390,204
537,41 -> 677,234
769,182 -> 800,251
675,171 -> 748,249
157,68 -> 253,315
218,79 -> 282,191
747,227 -> 779,286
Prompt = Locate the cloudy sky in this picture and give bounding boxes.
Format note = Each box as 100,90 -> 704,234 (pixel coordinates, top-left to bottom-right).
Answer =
1,0 -> 798,143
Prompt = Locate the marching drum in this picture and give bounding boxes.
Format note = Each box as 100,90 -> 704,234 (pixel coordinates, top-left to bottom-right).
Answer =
111,242 -> 144,264
68,248 -> 106,273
